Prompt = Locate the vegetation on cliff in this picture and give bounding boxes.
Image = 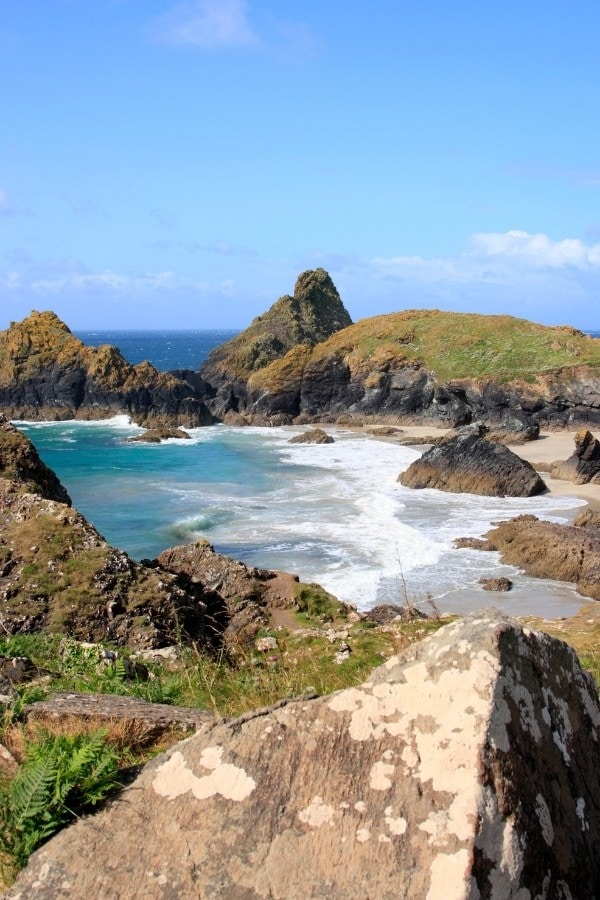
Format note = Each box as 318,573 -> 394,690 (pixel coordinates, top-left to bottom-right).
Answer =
0,311 -> 214,426
200,268 -> 352,383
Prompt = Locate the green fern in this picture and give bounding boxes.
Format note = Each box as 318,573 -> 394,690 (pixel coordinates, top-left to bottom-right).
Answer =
0,729 -> 120,876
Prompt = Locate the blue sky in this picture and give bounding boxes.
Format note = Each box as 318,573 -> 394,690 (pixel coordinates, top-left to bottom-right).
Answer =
1,1 -> 600,330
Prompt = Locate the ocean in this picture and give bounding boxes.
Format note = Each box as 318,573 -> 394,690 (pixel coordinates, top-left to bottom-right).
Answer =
15,329 -> 590,619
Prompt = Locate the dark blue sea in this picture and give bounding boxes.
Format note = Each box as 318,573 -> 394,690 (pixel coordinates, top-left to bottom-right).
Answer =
14,329 -> 592,617
74,329 -> 239,372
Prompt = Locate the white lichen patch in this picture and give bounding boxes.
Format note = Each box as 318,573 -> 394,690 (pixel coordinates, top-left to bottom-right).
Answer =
385,813 -> 407,836
535,794 -> 554,846
576,798 -> 589,832
354,800 -> 367,813
419,811 -> 450,847
152,749 -> 256,802
355,828 -> 371,843
541,687 -> 573,764
378,834 -> 392,843
369,760 -> 395,791
298,795 -> 335,829
426,849 -> 470,900
476,785 -> 527,893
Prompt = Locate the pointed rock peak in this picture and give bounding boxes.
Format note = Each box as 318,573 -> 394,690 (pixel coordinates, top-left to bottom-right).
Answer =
9,310 -> 74,335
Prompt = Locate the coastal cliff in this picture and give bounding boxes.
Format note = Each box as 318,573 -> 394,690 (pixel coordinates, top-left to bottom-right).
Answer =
0,311 -> 215,426
198,300 -> 600,430
3,272 -> 600,430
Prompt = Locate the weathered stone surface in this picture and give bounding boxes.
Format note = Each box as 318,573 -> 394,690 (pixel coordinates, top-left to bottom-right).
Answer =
24,692 -> 213,739
550,429 -> 600,484
364,603 -> 429,624
7,611 -> 600,898
127,427 -> 191,443
0,415 -> 70,504
574,508 -> 600,530
0,311 -> 215,427
399,433 -> 547,497
479,576 -> 513,592
288,428 -> 334,444
484,514 -> 600,600
0,421 -> 213,648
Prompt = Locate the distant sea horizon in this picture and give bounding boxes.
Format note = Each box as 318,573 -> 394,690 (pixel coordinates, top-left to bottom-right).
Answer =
74,329 -> 240,372
75,328 -> 600,373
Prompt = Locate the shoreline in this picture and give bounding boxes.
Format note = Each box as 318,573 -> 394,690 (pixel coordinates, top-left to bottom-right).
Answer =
355,423 -> 600,514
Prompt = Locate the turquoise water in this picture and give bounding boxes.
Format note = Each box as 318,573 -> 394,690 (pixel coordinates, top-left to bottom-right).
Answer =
17,418 -> 587,618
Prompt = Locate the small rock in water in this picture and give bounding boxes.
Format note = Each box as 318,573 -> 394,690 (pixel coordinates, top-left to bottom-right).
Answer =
479,577 -> 513,592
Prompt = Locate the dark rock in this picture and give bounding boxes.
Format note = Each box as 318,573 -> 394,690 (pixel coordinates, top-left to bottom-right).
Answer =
288,428 -> 334,445
399,433 -> 547,497
8,611 -> 600,899
127,427 -> 191,443
483,514 -> 600,600
0,312 -> 215,427
364,603 -> 429,624
0,415 -> 71,504
550,429 -> 600,484
479,577 -> 513,592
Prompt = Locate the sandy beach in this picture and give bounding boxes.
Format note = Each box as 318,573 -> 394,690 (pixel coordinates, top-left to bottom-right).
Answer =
365,424 -> 600,514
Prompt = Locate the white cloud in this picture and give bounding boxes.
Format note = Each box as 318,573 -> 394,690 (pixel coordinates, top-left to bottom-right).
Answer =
469,230 -> 600,268
149,0 -> 259,49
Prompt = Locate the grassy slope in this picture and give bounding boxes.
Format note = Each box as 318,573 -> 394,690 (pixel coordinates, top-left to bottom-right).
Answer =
311,310 -> 600,383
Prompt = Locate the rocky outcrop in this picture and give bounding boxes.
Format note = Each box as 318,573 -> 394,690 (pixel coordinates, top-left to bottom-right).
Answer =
288,428 -> 334,444
483,514 -> 600,600
8,611 -> 600,898
399,433 -> 547,497
199,268 -> 353,418
574,508 -> 600,530
0,421 -> 218,648
127,426 -> 191,443
549,429 -> 600,484
0,311 -> 215,426
0,414 -> 70,504
479,576 -> 513,592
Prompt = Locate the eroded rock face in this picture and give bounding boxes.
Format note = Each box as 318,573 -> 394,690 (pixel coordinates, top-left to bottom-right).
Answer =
288,428 -> 334,444
0,312 -> 215,426
0,415 -> 70,504
483,514 -> 600,600
550,429 -> 600,484
7,611 -> 600,898
399,433 -> 547,497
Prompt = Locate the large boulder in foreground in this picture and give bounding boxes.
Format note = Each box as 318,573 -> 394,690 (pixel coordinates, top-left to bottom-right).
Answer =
399,432 -> 546,496
483,514 -> 600,600
8,611 -> 600,898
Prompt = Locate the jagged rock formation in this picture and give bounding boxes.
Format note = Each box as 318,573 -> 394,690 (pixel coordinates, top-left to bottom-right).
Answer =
198,268 -> 353,419
483,514 -> 600,600
399,433 -> 547,497
549,429 -> 600,484
156,539 -> 346,650
196,301 -> 600,429
7,611 -> 600,898
0,311 -> 215,426
0,419 -> 220,647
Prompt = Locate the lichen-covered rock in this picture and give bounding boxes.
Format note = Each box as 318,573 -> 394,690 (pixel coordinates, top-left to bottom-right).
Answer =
399,433 -> 547,497
484,514 -> 600,600
7,611 -> 600,898
288,428 -> 334,445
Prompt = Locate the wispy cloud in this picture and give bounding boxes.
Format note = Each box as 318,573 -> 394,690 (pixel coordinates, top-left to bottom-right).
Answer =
0,189 -> 15,216
147,1 -> 322,61
149,0 -> 259,50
